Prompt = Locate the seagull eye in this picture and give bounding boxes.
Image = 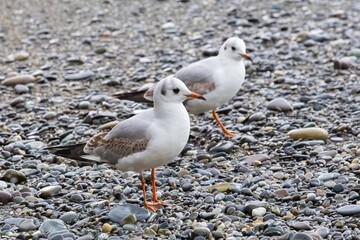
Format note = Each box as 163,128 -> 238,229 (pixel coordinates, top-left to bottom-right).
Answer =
231,46 -> 236,51
172,88 -> 180,94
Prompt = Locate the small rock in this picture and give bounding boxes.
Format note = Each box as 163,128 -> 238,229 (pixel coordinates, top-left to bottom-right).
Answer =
15,51 -> 30,61
64,70 -> 94,81
209,141 -> 234,153
267,98 -> 293,112
18,218 -> 40,231
208,182 -> 233,192
102,223 -> 112,233
38,186 -> 62,198
0,191 -> 13,204
263,226 -> 284,236
144,227 -> 156,237
1,169 -> 27,183
252,207 -> 266,217
244,201 -> 269,214
108,204 -> 150,224
39,219 -> 68,236
290,232 -> 313,240
293,222 -> 312,230
60,211 -> 79,224
0,180 -> 7,189
122,214 -> 137,224
333,183 -> 344,193
333,56 -> 356,69
318,172 -> 339,181
337,205 -> 360,216
316,227 -> 330,238
14,84 -> 29,94
193,227 -> 211,237
2,75 -> 35,86
242,154 -> 269,165
43,111 -> 57,120
161,22 -> 176,29
273,189 -> 289,198
123,224 -> 136,232
288,127 -> 328,140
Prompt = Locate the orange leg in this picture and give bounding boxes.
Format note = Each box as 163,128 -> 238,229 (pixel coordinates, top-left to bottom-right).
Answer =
140,172 -> 157,212
148,168 -> 172,207
212,109 -> 236,137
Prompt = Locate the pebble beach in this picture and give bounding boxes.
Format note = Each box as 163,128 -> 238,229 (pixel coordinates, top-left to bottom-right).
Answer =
0,0 -> 360,239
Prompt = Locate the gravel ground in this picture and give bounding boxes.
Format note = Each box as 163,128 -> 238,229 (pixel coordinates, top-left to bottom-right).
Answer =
0,0 -> 360,239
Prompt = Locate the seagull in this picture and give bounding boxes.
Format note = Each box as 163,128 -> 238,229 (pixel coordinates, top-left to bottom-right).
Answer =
113,37 -> 252,137
46,76 -> 205,212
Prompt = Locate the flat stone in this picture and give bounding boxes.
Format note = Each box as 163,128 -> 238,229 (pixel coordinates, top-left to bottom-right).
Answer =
108,204 -> 150,224
39,219 -> 68,236
267,97 -> 293,112
38,186 -> 62,198
208,182 -> 233,192
0,191 -> 13,204
318,172 -> 339,181
288,127 -> 329,140
2,75 -> 35,86
293,222 -> 312,230
337,205 -> 360,216
242,154 -> 269,165
25,141 -> 45,150
64,70 -> 94,81
209,141 -> 234,153
273,189 -> 289,198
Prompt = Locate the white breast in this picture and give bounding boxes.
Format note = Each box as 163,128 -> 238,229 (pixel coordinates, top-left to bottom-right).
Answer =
185,61 -> 245,114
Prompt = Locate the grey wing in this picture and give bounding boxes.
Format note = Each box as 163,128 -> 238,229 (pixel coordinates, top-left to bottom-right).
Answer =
84,113 -> 151,165
175,58 -> 217,95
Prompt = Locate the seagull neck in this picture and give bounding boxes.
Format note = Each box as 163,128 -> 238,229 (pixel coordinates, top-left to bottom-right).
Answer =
153,101 -> 186,119
218,54 -> 242,63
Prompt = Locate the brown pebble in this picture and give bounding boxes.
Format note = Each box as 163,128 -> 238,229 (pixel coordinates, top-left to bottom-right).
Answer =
2,75 -> 35,86
102,223 -> 112,233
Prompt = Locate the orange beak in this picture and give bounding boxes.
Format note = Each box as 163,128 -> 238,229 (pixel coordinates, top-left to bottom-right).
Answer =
241,53 -> 253,63
185,92 -> 206,101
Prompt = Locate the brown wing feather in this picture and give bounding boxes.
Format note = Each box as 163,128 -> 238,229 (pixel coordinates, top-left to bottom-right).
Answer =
187,81 -> 216,95
85,132 -> 149,165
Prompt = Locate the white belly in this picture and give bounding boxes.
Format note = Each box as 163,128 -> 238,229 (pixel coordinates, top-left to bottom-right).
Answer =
185,64 -> 245,114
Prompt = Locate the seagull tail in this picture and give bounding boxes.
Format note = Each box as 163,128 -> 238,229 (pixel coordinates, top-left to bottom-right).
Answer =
112,90 -> 153,104
45,143 -> 87,161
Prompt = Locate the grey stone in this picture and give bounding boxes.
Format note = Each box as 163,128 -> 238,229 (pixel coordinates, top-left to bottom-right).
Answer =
108,204 -> 150,224
337,205 -> 360,216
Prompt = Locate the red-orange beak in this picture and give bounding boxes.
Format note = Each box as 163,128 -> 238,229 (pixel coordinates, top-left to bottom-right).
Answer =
241,53 -> 253,63
185,92 -> 206,101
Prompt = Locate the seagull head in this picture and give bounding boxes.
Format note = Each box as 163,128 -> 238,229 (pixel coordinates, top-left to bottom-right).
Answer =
153,76 -> 206,104
219,37 -> 252,63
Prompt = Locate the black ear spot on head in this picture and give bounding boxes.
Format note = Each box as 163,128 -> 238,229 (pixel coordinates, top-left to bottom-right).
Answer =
173,88 -> 180,94
161,85 -> 166,95
224,46 -> 227,50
